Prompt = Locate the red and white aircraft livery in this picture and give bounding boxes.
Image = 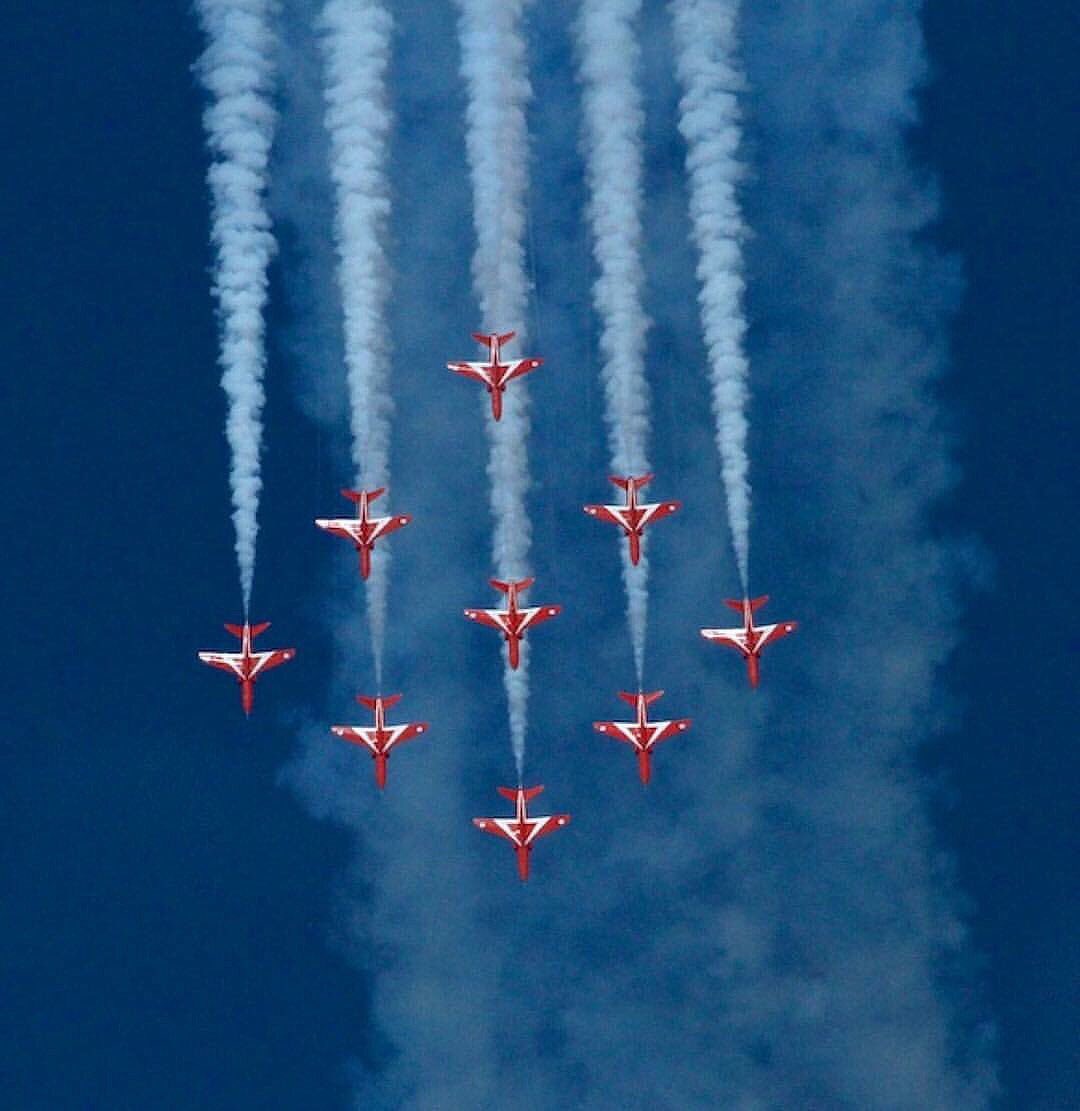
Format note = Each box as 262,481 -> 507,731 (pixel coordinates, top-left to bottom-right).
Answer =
331,694 -> 429,790
594,690 -> 692,784
447,331 -> 543,421
315,487 -> 411,581
700,596 -> 798,689
198,622 -> 296,716
473,785 -> 571,881
583,474 -> 681,566
464,577 -> 561,670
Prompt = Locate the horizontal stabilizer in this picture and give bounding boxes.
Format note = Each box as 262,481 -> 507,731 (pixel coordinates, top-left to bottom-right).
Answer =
224,623 -> 244,638
249,621 -> 271,637
356,693 -> 402,711
341,487 -> 385,505
618,689 -> 664,707
497,784 -> 543,802
489,576 -> 535,596
725,596 -> 769,614
471,330 -> 516,349
609,473 -> 653,491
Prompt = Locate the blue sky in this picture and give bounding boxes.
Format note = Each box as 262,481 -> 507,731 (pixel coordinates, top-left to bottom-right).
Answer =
0,2 -> 1075,1108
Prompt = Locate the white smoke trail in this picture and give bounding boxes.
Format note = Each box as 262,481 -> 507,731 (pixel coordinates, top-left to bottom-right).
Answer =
317,0 -> 395,685
195,0 -> 280,615
575,0 -> 652,682
670,0 -> 751,593
455,0 -> 535,779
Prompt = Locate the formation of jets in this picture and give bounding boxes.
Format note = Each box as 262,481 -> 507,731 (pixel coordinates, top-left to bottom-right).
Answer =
199,333 -> 798,880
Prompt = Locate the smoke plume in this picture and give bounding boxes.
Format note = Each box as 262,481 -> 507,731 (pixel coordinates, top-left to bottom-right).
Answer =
575,0 -> 653,682
455,0 -> 535,777
317,0 -> 395,683
670,0 -> 752,592
195,0 -> 280,614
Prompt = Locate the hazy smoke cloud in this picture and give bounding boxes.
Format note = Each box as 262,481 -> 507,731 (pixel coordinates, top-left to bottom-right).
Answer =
273,1 -> 998,1106
195,0 -> 280,614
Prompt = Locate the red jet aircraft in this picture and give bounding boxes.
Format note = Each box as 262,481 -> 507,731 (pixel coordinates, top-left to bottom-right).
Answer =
464,577 -> 561,670
331,694 -> 429,789
700,596 -> 797,688
447,331 -> 543,421
473,785 -> 571,881
198,622 -> 295,715
594,690 -> 692,784
315,488 -> 411,580
583,474 -> 681,566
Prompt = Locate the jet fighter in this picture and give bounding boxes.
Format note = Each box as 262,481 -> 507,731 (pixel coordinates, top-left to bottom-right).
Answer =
331,694 -> 429,789
473,785 -> 571,881
447,331 -> 543,421
464,577 -> 561,670
198,622 -> 295,715
593,690 -> 692,784
315,488 -> 411,580
583,474 -> 681,566
700,595 -> 797,689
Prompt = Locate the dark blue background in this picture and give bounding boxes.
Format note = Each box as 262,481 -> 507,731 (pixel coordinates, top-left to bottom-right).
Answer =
0,2 -> 1074,1107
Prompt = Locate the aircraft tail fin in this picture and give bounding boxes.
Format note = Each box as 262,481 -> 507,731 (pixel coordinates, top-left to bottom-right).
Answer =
341,487 -> 385,506
471,330 -> 516,350
489,576 -> 535,596
356,693 -> 402,712
498,785 -> 543,802
225,621 -> 270,639
608,472 -> 654,492
620,690 -> 663,707
725,596 -> 769,614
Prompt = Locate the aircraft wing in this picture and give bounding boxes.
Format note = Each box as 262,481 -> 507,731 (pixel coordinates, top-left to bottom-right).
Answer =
583,503 -> 627,529
249,648 -> 295,677
368,513 -> 412,542
638,500 -> 682,527
502,356 -> 543,384
517,604 -> 562,632
198,651 -> 244,678
386,722 -> 428,748
472,817 -> 520,845
525,814 -> 571,843
332,725 -> 377,751
464,608 -> 511,634
448,360 -> 495,386
649,718 -> 692,745
594,720 -> 640,748
700,627 -> 751,656
315,518 -> 363,542
757,621 -> 798,649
